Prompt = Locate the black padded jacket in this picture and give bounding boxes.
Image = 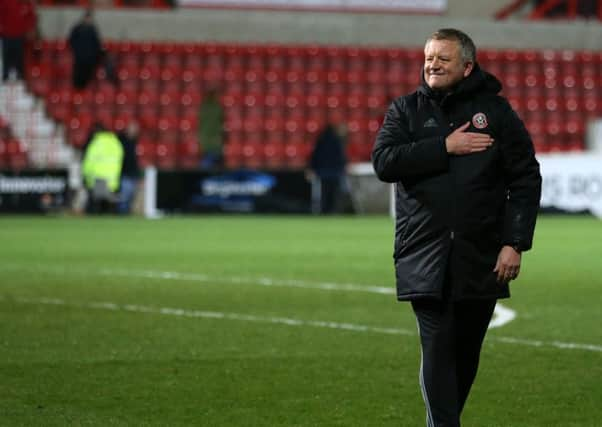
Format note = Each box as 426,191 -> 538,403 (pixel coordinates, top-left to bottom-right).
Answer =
372,64 -> 542,301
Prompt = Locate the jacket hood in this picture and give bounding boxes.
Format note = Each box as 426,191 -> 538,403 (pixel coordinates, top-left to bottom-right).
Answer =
417,63 -> 502,101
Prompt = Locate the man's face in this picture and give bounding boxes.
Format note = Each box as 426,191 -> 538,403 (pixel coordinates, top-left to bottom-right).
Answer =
423,39 -> 473,91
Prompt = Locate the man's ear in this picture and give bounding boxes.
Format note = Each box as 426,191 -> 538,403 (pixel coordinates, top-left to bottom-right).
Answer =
463,61 -> 474,77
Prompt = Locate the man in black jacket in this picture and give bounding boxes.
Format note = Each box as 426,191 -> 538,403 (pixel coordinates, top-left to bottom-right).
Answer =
372,29 -> 541,427
307,123 -> 348,214
68,9 -> 102,90
117,120 -> 141,214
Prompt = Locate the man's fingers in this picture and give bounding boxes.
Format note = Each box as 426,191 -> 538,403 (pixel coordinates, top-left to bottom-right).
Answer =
465,132 -> 493,138
496,266 -> 520,283
447,129 -> 493,155
463,133 -> 494,154
494,247 -> 522,283
497,270 -> 513,283
466,134 -> 494,144
470,143 -> 492,152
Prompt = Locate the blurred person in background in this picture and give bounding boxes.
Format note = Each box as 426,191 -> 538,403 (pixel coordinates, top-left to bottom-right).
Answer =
81,123 -> 123,214
68,9 -> 103,90
116,121 -> 142,215
307,122 -> 348,214
198,86 -> 224,169
372,28 -> 542,427
0,0 -> 37,82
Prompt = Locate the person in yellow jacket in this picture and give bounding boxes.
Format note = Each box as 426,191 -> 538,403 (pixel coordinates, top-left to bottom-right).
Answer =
81,127 -> 124,213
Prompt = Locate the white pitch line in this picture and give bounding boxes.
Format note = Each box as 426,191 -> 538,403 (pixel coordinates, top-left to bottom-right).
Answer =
4,295 -> 415,336
2,295 -> 601,353
488,302 -> 516,329
97,267 -> 395,295
95,268 -> 515,329
1,265 -> 516,328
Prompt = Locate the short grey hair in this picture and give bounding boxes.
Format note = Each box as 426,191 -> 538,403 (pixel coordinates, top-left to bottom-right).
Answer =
427,28 -> 476,63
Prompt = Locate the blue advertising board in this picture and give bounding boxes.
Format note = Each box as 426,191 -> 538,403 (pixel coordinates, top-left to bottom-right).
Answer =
156,169 -> 311,213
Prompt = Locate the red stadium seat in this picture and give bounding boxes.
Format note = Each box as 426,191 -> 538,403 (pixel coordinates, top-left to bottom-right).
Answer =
263,141 -> 286,169
179,117 -> 197,139
96,105 -> 115,130
115,89 -> 137,106
157,117 -> 179,144
156,142 -> 177,169
305,117 -> 322,138
223,140 -> 244,169
178,136 -> 200,169
67,114 -> 94,148
0,139 -> 7,169
224,109 -> 243,134
265,93 -> 285,108
284,139 -> 310,169
6,138 -> 28,170
139,104 -> 158,131
266,45 -> 286,70
136,137 -> 156,168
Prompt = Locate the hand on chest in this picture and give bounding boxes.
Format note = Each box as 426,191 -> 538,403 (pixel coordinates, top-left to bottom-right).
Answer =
416,107 -> 495,139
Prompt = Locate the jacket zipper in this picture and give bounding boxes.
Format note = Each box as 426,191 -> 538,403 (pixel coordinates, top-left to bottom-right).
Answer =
445,112 -> 457,242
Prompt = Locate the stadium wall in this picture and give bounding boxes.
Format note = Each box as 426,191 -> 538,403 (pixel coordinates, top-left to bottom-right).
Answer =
38,6 -> 602,51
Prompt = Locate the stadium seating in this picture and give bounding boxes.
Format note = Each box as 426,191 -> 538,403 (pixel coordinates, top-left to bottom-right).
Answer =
1,77 -> 77,170
25,39 -> 598,170
0,116 -> 28,170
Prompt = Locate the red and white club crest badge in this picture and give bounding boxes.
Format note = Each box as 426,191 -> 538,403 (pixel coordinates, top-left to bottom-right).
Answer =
472,112 -> 488,129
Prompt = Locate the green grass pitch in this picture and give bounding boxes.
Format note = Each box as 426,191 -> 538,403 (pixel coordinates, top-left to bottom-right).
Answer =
0,215 -> 600,426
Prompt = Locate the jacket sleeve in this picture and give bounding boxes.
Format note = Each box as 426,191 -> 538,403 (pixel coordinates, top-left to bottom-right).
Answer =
498,99 -> 542,252
371,97 -> 449,183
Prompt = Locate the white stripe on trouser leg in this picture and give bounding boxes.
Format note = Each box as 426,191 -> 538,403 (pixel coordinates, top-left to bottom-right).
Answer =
420,353 -> 435,427
417,321 -> 435,427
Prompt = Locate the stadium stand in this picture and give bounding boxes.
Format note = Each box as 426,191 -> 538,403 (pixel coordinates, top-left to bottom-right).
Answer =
495,0 -> 602,20
1,2 -> 599,173
0,115 -> 27,170
0,78 -> 76,170
21,38 -> 596,171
